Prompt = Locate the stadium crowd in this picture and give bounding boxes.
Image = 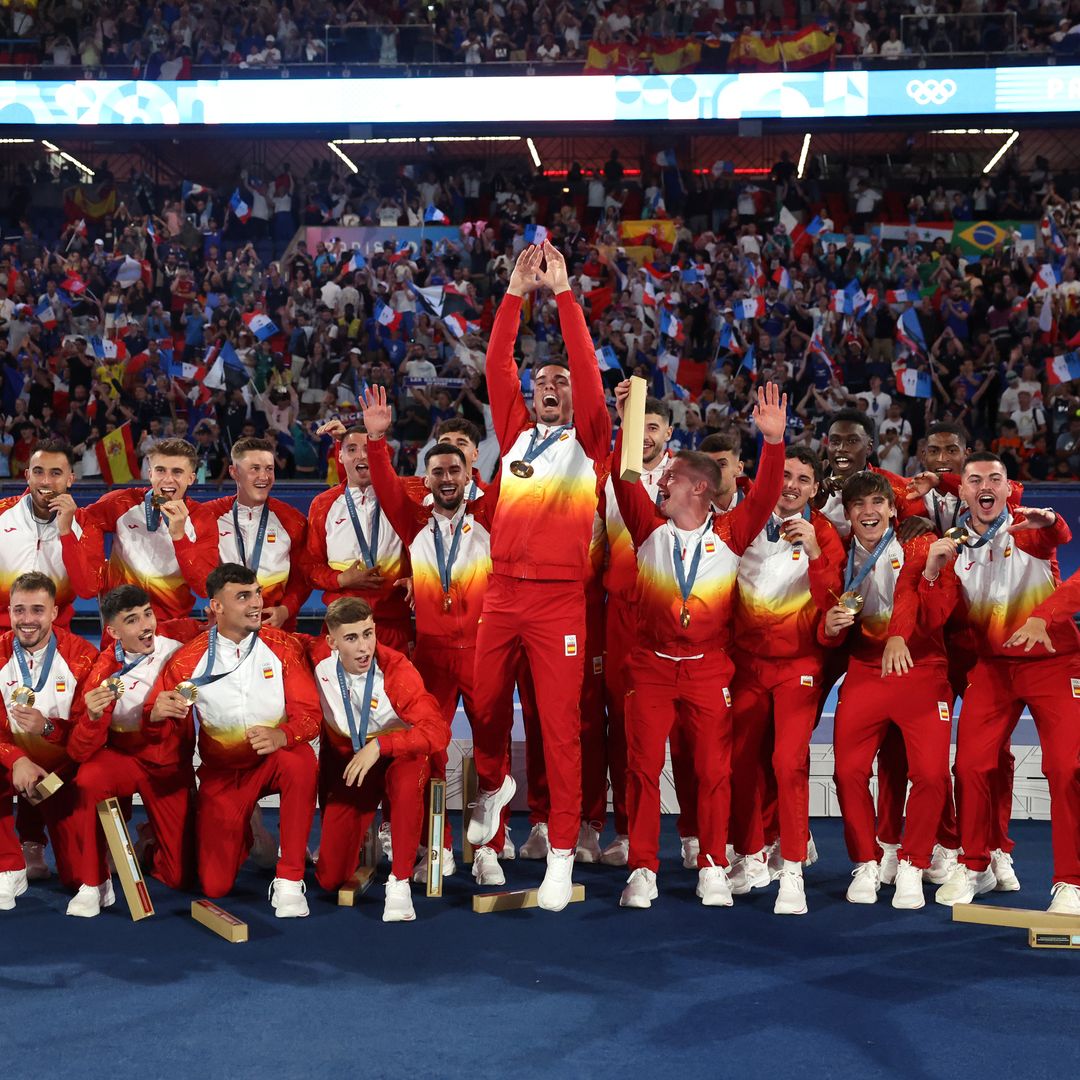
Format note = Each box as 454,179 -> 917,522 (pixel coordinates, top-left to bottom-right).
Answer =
3,144 -> 1080,487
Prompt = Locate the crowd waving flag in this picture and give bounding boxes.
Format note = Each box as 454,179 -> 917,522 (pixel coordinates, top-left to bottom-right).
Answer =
96,422 -> 140,484
242,311 -> 279,341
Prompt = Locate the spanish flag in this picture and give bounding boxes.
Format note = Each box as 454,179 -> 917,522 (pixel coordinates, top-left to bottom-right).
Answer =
650,39 -> 702,74
620,219 -> 676,252
96,422 -> 140,484
781,26 -> 836,70
729,32 -> 782,70
584,42 -> 622,74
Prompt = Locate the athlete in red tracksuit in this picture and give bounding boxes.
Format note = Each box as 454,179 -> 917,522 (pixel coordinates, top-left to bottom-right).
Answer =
727,446 -> 845,914
925,453 -> 1080,914
61,438 -> 209,622
144,564 -> 321,917
0,572 -> 97,905
308,599 -> 449,922
464,242 -> 611,913
611,381 -> 786,910
64,586 -> 203,917
304,425 -> 412,653
824,473 -> 956,910
174,435 -> 309,630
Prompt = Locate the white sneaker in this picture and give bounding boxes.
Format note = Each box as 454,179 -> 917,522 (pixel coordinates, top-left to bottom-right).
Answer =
847,861 -> 881,904
378,821 -> 393,862
804,832 -> 819,868
412,847 -> 457,884
22,841 -> 50,881
774,867 -> 807,915
382,875 -> 416,922
269,877 -> 309,918
696,860 -> 733,907
927,844 -> 959,885
575,823 -> 602,864
249,810 -> 277,869
619,867 -> 658,909
728,853 -> 771,896
600,834 -> 629,867
466,776 -> 517,848
518,823 -> 550,860
1048,882 -> 1080,915
67,883 -> 106,918
501,826 -> 516,861
934,864 -> 997,907
991,848 -> 1021,892
0,868 -> 28,911
765,839 -> 783,880
537,847 -> 575,912
471,845 -> 505,887
878,842 -> 900,885
892,860 -> 926,910
681,836 -> 700,870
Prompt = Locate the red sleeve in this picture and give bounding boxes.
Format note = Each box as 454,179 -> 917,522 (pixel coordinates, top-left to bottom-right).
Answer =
0,699 -> 26,769
60,512 -> 108,598
68,650 -> 117,763
273,632 -> 322,747
557,291 -> 611,463
725,439 -> 785,555
610,429 -> 664,549
486,293 -> 531,454
808,515 -> 845,612
158,618 -> 208,644
1029,570 -> 1080,624
173,501 -> 223,599
1011,510 -> 1072,561
277,502 -> 311,619
888,534 -> 956,639
143,636 -> 204,743
367,437 -> 425,545
378,651 -> 451,758
302,486 -> 345,593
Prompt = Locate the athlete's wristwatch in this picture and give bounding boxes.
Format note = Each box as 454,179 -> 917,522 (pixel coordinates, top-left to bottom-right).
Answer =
41,719 -> 55,738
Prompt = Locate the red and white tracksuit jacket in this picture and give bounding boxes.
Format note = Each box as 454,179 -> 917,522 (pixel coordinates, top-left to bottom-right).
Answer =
469,289 -> 611,853
308,638 -> 449,886
0,628 -> 97,886
144,627 -> 321,894
612,433 -> 784,873
62,488 -> 206,620
0,492 -> 83,631
728,508 -> 845,862
67,620 -> 203,889
929,511 -> 1080,885
825,532 -> 956,868
175,495 -> 309,625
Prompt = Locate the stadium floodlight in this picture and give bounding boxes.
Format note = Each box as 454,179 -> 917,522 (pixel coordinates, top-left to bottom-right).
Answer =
796,133 -> 811,179
41,138 -> 94,177
983,130 -> 1019,173
327,140 -> 359,173
526,137 -> 542,168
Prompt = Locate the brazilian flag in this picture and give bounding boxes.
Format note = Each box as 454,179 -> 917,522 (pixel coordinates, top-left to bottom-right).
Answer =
951,220 -> 1035,255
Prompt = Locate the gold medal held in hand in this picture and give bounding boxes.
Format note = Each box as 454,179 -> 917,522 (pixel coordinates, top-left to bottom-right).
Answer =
838,590 -> 864,614
680,605 -> 691,629
944,526 -> 971,546
509,460 -> 534,479
105,676 -> 125,699
175,681 -> 199,704
151,492 -> 169,509
11,685 -> 35,707
442,594 -> 453,612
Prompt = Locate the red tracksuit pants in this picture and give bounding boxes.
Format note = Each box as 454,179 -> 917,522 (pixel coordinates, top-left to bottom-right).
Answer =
956,654 -> 1080,886
833,659 -> 953,868
626,647 -> 734,873
413,636 -> 510,851
196,745 -> 317,897
0,770 -> 79,887
73,749 -> 195,890
316,741 -> 429,888
524,586 -> 607,830
471,575 -> 585,852
729,651 -> 822,863
605,594 -> 699,839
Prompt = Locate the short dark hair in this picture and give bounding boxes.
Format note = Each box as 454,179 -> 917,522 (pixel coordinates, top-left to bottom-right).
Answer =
435,417 -> 483,448
926,422 -> 967,444
841,470 -> 895,508
325,596 -> 374,630
425,442 -> 467,467
786,445 -> 824,485
149,437 -> 198,469
101,585 -> 152,624
533,359 -> 569,376
699,432 -> 741,455
674,450 -> 721,495
29,438 -> 75,466
206,563 -> 258,599
231,436 -> 275,462
829,409 -> 876,442
963,451 -> 1006,474
644,397 -> 671,424
344,423 -> 367,438
10,571 -> 56,600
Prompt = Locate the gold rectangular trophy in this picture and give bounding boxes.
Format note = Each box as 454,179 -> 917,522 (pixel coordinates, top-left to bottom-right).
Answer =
26,771 -> 64,806
619,375 -> 648,483
461,755 -> 478,865
337,867 -> 376,907
426,778 -> 446,898
473,883 -> 586,914
952,903 -> 1080,931
191,899 -> 248,942
95,797 -> 154,921
1029,928 -> 1080,950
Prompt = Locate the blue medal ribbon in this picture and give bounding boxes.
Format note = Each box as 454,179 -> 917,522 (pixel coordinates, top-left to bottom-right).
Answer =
233,501 -> 271,573
519,424 -> 570,468
344,488 -> 380,568
765,504 -> 811,543
190,627 -> 261,689
144,490 -> 162,532
957,507 -> 1008,549
672,519 -> 713,610
844,526 -> 896,595
12,633 -> 57,694
113,639 -> 150,677
336,657 -> 377,753
432,512 -> 465,601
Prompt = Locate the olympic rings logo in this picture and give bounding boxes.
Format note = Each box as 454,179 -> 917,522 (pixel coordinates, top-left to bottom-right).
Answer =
906,79 -> 957,106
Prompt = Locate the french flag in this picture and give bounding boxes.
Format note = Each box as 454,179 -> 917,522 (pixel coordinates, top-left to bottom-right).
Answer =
642,279 -> 657,307
896,309 -> 927,355
739,344 -> 756,377
773,267 -> 791,291
424,205 -> 448,224
346,251 -> 366,273
388,240 -> 413,263
61,274 -> 87,295
229,189 -> 251,224
182,180 -> 209,201
805,215 -> 825,237
1035,263 -> 1061,291
886,289 -> 918,304
595,343 -> 619,371
718,322 -> 743,356
243,312 -> 278,341
524,224 -> 548,245
642,262 -> 670,283
34,299 -> 56,328
443,312 -> 479,339
735,297 -> 765,320
659,309 -> 684,341
1047,352 -> 1080,385
898,367 -> 932,399
1043,216 -> 1067,256
375,300 -> 402,331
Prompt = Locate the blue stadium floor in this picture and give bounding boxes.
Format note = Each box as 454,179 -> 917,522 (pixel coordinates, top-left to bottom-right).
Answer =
2,815 -> 1076,1080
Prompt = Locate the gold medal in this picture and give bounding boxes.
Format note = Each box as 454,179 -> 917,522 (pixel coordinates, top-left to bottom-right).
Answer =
105,676 -> 126,699
509,460 -> 534,479
838,590 -> 864,614
442,594 -> 453,612
12,685 -> 35,707
150,492 -> 169,509
944,526 -> 971,546
680,605 -> 691,629
175,680 -> 199,704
